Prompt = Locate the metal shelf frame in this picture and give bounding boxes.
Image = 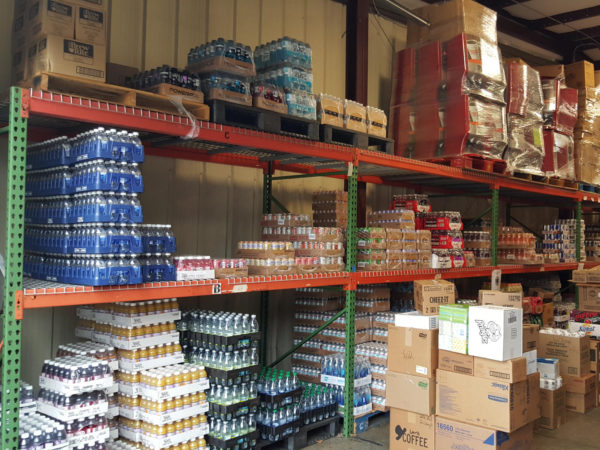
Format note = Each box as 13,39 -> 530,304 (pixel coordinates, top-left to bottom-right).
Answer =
1,87 -> 597,442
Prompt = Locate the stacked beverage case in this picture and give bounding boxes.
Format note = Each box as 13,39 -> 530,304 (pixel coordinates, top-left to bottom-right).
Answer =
177,310 -> 260,449
23,129 -> 177,286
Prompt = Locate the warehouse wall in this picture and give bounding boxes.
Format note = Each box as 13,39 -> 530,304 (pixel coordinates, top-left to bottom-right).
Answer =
1,0 -> 408,383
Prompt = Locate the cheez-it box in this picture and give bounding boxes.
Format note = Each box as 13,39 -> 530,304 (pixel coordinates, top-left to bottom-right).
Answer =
414,279 -> 455,315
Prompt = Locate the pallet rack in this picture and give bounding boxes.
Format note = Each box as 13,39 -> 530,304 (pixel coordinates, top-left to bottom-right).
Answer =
1,86 -> 599,446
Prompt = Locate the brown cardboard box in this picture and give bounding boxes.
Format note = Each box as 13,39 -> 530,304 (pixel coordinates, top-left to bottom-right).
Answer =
574,141 -> 600,187
579,285 -> 600,312
387,326 -> 438,378
28,34 -> 106,82
566,390 -> 596,413
75,4 -> 106,44
436,369 -> 529,432
534,64 -> 564,80
28,0 -> 76,39
473,356 -> 527,383
565,60 -> 596,89
479,290 -> 523,308
414,279 -> 455,315
527,372 -> 541,423
538,386 -> 567,429
595,70 -> 600,87
538,331 -> 590,377
406,0 -> 497,46
590,340 -> 600,373
11,46 -> 27,85
436,418 -> 533,450
386,371 -> 435,416
564,373 -> 597,394
438,350 -> 474,376
542,302 -> 554,327
522,324 -> 539,352
389,409 -> 435,450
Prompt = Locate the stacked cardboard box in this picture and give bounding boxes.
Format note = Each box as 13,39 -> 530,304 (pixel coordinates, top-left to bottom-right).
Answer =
11,0 -> 107,83
312,191 -> 348,228
435,290 -> 540,447
392,0 -> 507,163
504,60 -> 545,175
535,64 -> 578,180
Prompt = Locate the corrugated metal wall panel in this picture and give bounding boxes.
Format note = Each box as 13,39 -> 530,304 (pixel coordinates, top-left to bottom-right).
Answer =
0,0 -> 407,382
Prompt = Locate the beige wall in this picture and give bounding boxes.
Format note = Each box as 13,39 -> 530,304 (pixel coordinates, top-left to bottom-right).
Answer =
0,0 -> 407,382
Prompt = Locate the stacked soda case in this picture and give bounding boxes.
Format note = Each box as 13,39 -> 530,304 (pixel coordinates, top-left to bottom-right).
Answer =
463,231 -> 492,266
361,208 -> 432,271
542,219 -> 585,263
321,354 -> 372,417
312,191 -> 348,228
125,65 -> 202,93
24,129 -> 177,286
391,33 -> 507,161
186,38 -> 255,107
414,211 -> 466,269
177,310 -> 260,450
36,355 -> 113,447
498,226 -> 542,265
254,37 -> 316,119
19,412 -> 70,449
535,65 -> 578,180
259,213 -> 346,273
503,61 -> 545,175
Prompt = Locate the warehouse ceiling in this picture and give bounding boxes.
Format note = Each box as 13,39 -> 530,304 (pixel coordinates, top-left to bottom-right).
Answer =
370,0 -> 600,67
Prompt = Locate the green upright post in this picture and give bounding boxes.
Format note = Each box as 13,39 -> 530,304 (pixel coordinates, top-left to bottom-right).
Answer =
491,188 -> 499,266
344,164 -> 358,437
260,162 -> 273,364
1,87 -> 27,449
576,200 -> 582,262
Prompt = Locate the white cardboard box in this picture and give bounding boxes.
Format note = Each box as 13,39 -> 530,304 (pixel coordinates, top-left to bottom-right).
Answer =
524,349 -> 538,375
394,311 -> 439,329
538,357 -> 560,380
569,320 -> 600,338
467,305 -> 523,361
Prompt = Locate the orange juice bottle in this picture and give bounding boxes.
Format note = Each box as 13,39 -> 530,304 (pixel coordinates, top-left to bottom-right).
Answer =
189,393 -> 200,407
182,395 -> 191,409
165,398 -> 175,412
175,420 -> 184,434
197,392 -> 206,403
157,344 -> 167,359
183,418 -> 192,432
166,422 -> 176,437
190,415 -> 201,427
173,343 -> 182,354
174,396 -> 183,411
139,347 -> 149,362
169,298 -> 179,312
180,443 -> 190,450
182,369 -> 191,385
174,369 -> 183,387
165,370 -> 175,389
188,439 -> 199,450
148,346 -> 158,360
147,300 -> 157,315
167,322 -> 176,332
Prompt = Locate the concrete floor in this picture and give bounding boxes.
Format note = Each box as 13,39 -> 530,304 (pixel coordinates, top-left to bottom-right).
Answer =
298,408 -> 600,449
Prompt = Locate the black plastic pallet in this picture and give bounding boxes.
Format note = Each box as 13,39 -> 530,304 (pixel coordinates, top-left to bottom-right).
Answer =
206,430 -> 259,450
255,416 -> 340,450
319,124 -> 393,153
208,100 -> 319,140
209,397 -> 260,421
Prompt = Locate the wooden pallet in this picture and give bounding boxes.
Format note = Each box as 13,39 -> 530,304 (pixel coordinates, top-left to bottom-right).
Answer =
548,177 -> 578,189
320,124 -> 394,154
255,416 -> 340,450
28,72 -> 210,120
513,171 -> 548,183
208,99 -> 319,140
427,154 -> 507,174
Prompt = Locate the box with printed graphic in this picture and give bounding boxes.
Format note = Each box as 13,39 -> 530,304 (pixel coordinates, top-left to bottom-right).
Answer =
390,408 -> 435,450
467,306 -> 523,361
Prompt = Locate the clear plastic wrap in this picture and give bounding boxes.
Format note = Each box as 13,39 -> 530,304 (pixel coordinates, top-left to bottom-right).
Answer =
406,0 -> 498,46
574,139 -> 600,186
257,66 -> 313,93
504,116 -> 544,174
285,90 -> 316,120
187,38 -> 256,78
505,62 -> 543,120
344,100 -> 367,133
255,37 -> 312,72
366,106 -> 387,137
542,130 -> 575,180
317,94 -> 344,127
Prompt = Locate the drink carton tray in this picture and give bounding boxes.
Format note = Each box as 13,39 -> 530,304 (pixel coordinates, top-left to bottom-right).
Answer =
206,430 -> 259,449
141,423 -> 209,449
37,400 -> 108,422
259,387 -> 303,409
183,331 -> 259,353
39,374 -> 113,396
111,311 -> 181,327
209,397 -> 260,419
68,427 -> 110,447
118,353 -> 184,372
118,381 -> 141,397
111,331 -> 179,350
139,378 -> 210,401
258,419 -> 301,441
206,364 -> 260,384
118,404 -> 140,420
118,427 -> 142,443
140,402 -> 209,425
